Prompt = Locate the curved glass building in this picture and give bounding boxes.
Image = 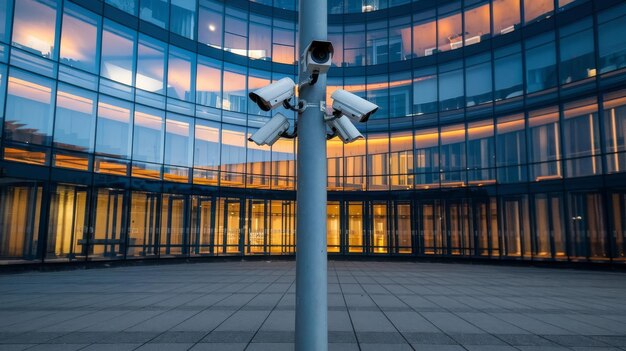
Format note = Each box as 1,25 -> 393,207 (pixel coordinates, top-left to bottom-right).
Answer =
0,0 -> 625,265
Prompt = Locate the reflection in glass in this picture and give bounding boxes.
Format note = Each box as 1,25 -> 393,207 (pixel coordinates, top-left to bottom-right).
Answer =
412,11 -> 436,57
170,0 -> 196,39
348,202 -> 363,253
101,20 -> 136,86
12,0 -> 58,59
5,70 -> 55,145
140,0 -> 168,28
167,46 -> 195,102
54,84 -> 96,152
494,44 -> 523,100
0,181 -> 42,263
492,0 -> 520,35
529,107 -> 561,181
464,2 -> 490,45
95,95 -> 133,158
525,33 -> 557,93
327,202 -> 340,253
562,99 -> 600,177
160,194 -> 188,256
199,0 -> 223,49
60,3 -> 100,73
524,0 -> 553,24
164,114 -> 193,167
559,19 -> 595,84
132,105 -> 164,164
603,90 -> 626,173
136,35 -> 166,94
90,188 -> 126,260
127,191 -> 159,258
496,114 -> 526,183
598,4 -> 626,74
46,184 -> 88,261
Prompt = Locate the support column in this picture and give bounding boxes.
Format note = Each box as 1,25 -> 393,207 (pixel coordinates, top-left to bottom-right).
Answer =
295,0 -> 328,350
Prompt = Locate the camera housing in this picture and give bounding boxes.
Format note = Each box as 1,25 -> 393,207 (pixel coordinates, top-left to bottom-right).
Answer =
248,113 -> 290,146
248,77 -> 295,111
301,40 -> 334,75
331,89 -> 379,123
327,115 -> 363,143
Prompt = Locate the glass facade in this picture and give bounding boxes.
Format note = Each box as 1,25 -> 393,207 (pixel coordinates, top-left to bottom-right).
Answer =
1,0 -> 626,265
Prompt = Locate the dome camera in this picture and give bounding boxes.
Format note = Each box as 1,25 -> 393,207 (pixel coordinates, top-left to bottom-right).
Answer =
248,77 -> 296,112
331,89 -> 379,123
301,40 -> 334,75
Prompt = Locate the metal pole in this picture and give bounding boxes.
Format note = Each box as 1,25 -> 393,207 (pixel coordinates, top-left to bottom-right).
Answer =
296,0 -> 328,349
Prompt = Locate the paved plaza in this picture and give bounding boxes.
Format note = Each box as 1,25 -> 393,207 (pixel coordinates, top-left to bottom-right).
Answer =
0,261 -> 626,351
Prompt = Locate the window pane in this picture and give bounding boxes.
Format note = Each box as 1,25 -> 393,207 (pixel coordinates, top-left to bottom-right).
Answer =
222,64 -> 247,112
249,15 -> 271,60
560,19 -> 595,84
467,120 -> 495,183
164,114 -> 193,167
389,73 -> 411,117
0,0 -> 13,43
95,95 -> 133,158
603,90 -> 626,173
5,69 -> 55,145
132,105 -> 164,163
366,21 -> 387,65
528,107 -> 561,180
106,0 -> 137,15
101,20 -> 136,86
199,0 -> 223,49
170,0 -> 196,39
598,4 -> 626,74
344,24 -> 365,66
196,56 -> 222,108
525,33 -> 556,93
54,84 -> 96,152
494,44 -> 523,100
140,0 -> 168,28
496,114 -> 526,183
12,0 -> 59,59
413,67 -> 437,115
136,35 -> 166,94
464,2 -> 490,46
493,0 -> 520,35
367,75 -> 388,119
167,46 -> 195,102
194,119 -> 220,170
437,11 -> 462,52
60,3 -> 100,73
465,54 -> 492,106
524,0 -> 553,24
389,17 -> 411,61
562,99 -> 600,177
439,61 -> 463,111
412,12 -> 436,57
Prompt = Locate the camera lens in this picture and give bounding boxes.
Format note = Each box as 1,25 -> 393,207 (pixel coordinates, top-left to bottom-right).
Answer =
311,47 -> 329,63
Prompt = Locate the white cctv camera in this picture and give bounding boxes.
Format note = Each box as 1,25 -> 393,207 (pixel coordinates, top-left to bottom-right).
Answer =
331,89 -> 379,123
327,115 -> 363,143
301,40 -> 334,75
248,77 -> 296,111
248,113 -> 290,146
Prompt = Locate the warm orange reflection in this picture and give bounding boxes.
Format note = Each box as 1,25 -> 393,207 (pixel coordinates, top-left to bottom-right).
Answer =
163,167 -> 190,183
95,158 -> 128,176
54,154 -> 89,171
4,147 -> 47,165
8,77 -> 51,103
132,164 -> 161,179
12,0 -> 57,57
57,90 -> 94,114
98,101 -> 131,122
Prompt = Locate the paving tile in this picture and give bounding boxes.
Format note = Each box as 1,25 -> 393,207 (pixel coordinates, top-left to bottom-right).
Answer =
135,343 -> 194,351
80,344 -> 141,351
201,331 -> 254,343
245,343 -> 294,351
360,344 -> 412,351
190,343 -> 247,351
355,331 -> 406,344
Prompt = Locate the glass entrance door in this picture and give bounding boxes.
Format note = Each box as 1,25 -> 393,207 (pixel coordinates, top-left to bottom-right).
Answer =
0,180 -> 42,263
445,200 -> 470,255
568,192 -> 607,261
90,188 -> 127,260
216,198 -> 243,254
500,196 -> 531,258
269,200 -> 295,254
128,191 -> 159,258
420,200 -> 443,255
610,191 -> 626,262
161,194 -> 189,257
471,197 -> 498,257
347,202 -> 364,253
191,195 -> 214,255
393,202 -> 412,254
248,199 -> 266,254
370,202 -> 389,254
46,184 -> 89,262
